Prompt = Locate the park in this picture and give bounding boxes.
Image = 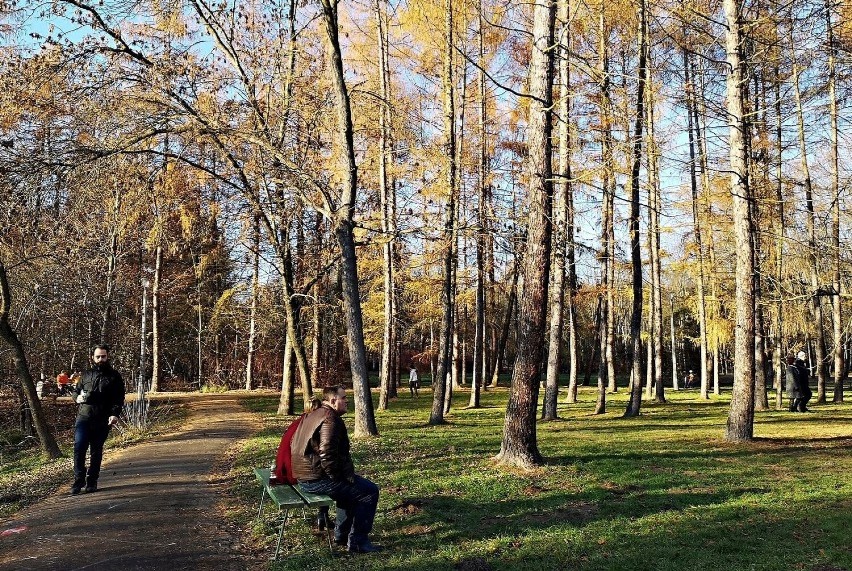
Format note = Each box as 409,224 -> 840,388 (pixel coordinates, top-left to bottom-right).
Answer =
1,381 -> 851,570
2,0 -> 852,568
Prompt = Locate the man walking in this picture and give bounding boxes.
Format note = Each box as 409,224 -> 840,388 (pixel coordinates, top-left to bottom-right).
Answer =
291,386 -> 382,553
69,345 -> 126,495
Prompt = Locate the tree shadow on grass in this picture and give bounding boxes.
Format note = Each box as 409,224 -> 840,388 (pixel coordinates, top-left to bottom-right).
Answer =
279,493 -> 852,571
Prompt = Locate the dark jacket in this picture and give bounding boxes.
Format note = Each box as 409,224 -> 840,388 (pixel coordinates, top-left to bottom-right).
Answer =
71,364 -> 126,422
290,403 -> 355,483
786,360 -> 810,398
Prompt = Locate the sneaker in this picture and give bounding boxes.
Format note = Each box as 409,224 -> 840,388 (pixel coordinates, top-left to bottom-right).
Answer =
70,486 -> 82,496
348,541 -> 384,553
84,484 -> 98,493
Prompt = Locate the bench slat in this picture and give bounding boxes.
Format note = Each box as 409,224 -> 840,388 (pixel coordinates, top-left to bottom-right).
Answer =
253,468 -> 305,508
294,487 -> 336,507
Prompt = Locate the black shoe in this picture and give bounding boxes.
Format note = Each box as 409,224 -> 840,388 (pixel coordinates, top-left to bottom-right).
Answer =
348,541 -> 383,553
84,484 -> 98,493
70,486 -> 82,496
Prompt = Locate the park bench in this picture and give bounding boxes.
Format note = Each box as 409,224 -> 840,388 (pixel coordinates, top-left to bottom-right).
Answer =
253,467 -> 335,560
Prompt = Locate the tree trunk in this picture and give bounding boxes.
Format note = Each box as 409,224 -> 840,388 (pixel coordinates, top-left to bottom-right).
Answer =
683,49 -> 710,401
0,261 -> 62,459
491,258 -> 520,387
598,7 -> 616,394
245,215 -> 260,390
277,333 -> 296,415
670,293 -> 678,390
497,0 -> 554,468
647,67 -> 665,403
724,0 -> 756,441
624,0 -> 647,418
150,243 -> 162,393
826,0 -> 844,403
376,0 -> 396,411
320,0 -> 379,436
429,0 -> 456,425
791,42 -> 828,403
101,185 -> 121,345
470,0 -> 488,410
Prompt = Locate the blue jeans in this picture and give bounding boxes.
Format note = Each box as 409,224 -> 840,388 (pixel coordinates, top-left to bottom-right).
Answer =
299,475 -> 379,547
73,418 -> 111,486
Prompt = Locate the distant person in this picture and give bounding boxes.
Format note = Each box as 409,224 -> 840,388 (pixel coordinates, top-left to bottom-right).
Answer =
68,345 -> 126,495
408,366 -> 419,397
790,351 -> 812,412
56,370 -> 70,396
36,374 -> 45,398
684,370 -> 695,389
291,386 -> 382,553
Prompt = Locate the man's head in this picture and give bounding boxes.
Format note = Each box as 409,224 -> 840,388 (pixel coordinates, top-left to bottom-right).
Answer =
323,385 -> 348,415
797,351 -> 807,362
92,345 -> 110,365
786,354 -> 796,366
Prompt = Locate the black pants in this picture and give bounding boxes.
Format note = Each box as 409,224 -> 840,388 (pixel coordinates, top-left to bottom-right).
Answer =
74,417 -> 111,486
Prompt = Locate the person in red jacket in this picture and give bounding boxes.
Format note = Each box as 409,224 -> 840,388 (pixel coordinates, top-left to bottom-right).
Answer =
56,370 -> 70,396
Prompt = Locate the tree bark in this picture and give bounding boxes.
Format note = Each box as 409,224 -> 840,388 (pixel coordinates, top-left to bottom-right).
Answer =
245,215 -> 260,390
497,0 -> 555,468
429,0 -> 456,425
624,0 -> 647,418
150,243 -> 162,392
724,0 -> 756,441
376,0 -> 396,411
598,6 -> 616,394
470,0 -> 488,410
683,49 -> 710,401
320,0 -> 378,436
647,66 -> 665,403
826,0 -> 844,403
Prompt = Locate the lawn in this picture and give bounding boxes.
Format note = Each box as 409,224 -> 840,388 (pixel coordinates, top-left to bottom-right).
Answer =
231,384 -> 852,571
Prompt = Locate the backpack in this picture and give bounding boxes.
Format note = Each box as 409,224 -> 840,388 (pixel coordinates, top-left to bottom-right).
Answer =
272,414 -> 306,485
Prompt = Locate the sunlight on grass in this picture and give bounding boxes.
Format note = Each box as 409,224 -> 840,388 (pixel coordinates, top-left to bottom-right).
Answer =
230,385 -> 852,571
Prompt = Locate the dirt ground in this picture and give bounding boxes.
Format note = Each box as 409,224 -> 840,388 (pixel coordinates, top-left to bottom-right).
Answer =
0,394 -> 264,571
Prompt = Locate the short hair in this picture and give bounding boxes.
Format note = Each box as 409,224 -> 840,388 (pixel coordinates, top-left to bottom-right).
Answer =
92,344 -> 110,355
323,385 -> 343,401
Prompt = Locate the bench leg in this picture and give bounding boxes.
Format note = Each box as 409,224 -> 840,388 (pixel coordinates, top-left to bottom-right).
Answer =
325,521 -> 334,554
274,508 -> 290,561
257,488 -> 266,519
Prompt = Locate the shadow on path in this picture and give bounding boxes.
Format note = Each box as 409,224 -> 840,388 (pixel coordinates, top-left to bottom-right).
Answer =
0,395 -> 261,571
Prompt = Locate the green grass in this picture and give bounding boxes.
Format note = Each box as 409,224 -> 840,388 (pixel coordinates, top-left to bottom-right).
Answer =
230,385 -> 852,571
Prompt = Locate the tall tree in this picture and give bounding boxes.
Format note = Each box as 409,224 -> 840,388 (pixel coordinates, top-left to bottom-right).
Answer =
429,0 -> 457,425
825,0 -> 844,403
319,0 -> 379,436
624,0 -> 648,418
724,0 -> 756,442
497,0 -> 555,467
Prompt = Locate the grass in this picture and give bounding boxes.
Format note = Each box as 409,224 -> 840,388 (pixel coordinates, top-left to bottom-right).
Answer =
229,383 -> 852,571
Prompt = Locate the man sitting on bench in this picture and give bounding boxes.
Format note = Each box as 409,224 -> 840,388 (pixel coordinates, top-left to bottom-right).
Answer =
290,385 -> 382,554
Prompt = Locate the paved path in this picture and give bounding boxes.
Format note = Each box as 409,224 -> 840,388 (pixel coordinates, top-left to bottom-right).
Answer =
0,395 -> 262,571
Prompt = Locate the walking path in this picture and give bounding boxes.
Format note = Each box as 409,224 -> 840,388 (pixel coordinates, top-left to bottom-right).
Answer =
0,394 -> 262,571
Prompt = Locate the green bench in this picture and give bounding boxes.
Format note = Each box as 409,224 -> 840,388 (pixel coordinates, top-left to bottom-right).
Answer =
253,468 -> 335,559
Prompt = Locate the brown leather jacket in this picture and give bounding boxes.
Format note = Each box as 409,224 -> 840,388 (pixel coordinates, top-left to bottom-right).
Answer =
290,403 -> 355,482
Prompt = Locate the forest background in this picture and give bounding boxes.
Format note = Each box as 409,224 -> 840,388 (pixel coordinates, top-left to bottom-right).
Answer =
0,0 -> 850,466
